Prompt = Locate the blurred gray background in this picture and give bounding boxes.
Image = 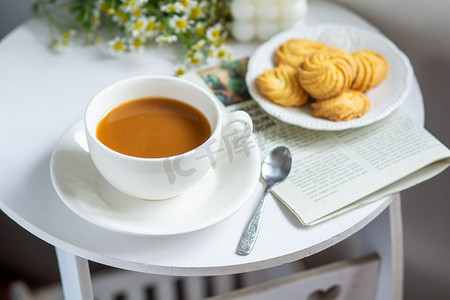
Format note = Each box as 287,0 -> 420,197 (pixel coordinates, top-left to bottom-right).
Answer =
1,0 -> 449,299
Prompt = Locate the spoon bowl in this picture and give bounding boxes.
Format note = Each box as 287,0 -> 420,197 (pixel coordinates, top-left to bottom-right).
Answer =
261,146 -> 292,185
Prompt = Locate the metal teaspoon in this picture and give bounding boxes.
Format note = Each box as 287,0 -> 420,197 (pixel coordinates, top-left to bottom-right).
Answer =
236,146 -> 292,256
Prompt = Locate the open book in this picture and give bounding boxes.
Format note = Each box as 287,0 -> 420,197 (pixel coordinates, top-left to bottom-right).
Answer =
182,58 -> 450,225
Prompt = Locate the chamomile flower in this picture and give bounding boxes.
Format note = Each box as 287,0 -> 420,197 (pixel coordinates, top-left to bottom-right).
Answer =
112,10 -> 128,24
108,37 -> 127,56
61,29 -> 76,43
120,0 -> 136,11
161,2 -> 184,14
179,0 -> 191,8
188,1 -> 207,20
82,31 -> 102,45
51,29 -> 76,51
187,50 -> 204,65
129,37 -> 145,53
126,17 -> 148,37
169,15 -> 191,33
206,23 -> 225,45
155,34 -> 178,44
192,39 -> 205,51
51,40 -> 69,53
131,6 -> 146,18
36,0 -> 233,75
216,44 -> 232,60
120,0 -> 147,12
194,21 -> 207,35
143,16 -> 160,38
175,64 -> 187,76
207,44 -> 232,63
104,5 -> 116,15
90,9 -> 101,30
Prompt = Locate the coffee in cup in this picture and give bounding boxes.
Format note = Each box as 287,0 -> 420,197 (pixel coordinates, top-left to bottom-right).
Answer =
85,75 -> 253,200
96,97 -> 212,158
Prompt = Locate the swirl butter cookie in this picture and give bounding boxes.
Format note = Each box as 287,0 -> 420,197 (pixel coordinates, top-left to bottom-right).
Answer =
257,64 -> 309,107
275,39 -> 326,67
298,47 -> 357,100
351,49 -> 389,92
311,90 -> 370,121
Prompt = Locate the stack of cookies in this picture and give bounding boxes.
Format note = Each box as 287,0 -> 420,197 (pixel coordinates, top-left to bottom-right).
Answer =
256,39 -> 389,122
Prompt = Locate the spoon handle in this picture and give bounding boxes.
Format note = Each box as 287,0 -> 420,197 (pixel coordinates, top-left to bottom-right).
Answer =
236,184 -> 272,256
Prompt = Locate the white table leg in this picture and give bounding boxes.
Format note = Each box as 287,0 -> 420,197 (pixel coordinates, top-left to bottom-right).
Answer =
55,247 -> 94,300
360,194 -> 404,300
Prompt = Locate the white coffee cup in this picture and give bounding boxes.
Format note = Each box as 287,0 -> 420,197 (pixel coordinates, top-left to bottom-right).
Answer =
85,75 -> 253,200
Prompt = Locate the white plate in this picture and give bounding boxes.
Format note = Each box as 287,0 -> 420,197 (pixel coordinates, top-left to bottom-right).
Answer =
246,23 -> 414,130
50,119 -> 261,236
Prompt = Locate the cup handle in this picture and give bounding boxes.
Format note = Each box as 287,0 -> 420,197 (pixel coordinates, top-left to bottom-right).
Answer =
222,110 -> 253,149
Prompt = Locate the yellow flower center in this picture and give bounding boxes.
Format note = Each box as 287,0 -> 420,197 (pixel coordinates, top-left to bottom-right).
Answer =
181,1 -> 190,7
133,8 -> 143,16
212,29 -> 221,39
168,5 -> 177,12
123,1 -> 136,7
115,11 -> 128,23
133,39 -> 143,48
62,32 -> 70,41
218,49 -> 226,58
146,22 -> 155,31
107,8 -> 115,15
91,14 -> 99,24
191,57 -> 200,64
100,3 -> 108,13
190,7 -> 202,19
197,27 -> 205,35
114,41 -> 124,51
176,68 -> 186,76
194,43 -> 203,50
176,20 -> 188,29
135,21 -> 144,30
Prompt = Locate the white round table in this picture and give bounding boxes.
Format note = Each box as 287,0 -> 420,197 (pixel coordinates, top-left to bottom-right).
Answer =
0,1 -> 423,299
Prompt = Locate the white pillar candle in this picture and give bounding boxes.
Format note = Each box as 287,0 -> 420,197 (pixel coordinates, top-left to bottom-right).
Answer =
257,3 -> 280,20
281,0 -> 308,20
256,21 -> 280,41
232,21 -> 256,42
231,0 -> 308,42
230,1 -> 255,21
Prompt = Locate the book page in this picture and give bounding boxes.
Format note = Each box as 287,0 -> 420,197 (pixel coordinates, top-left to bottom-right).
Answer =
270,110 -> 450,224
183,59 -> 450,225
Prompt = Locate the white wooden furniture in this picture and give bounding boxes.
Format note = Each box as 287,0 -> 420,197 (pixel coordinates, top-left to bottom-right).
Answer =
0,1 -> 423,299
207,254 -> 381,300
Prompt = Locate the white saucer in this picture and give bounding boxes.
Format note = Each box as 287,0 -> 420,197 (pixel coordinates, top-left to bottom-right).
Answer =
50,119 -> 261,236
246,23 -> 413,131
